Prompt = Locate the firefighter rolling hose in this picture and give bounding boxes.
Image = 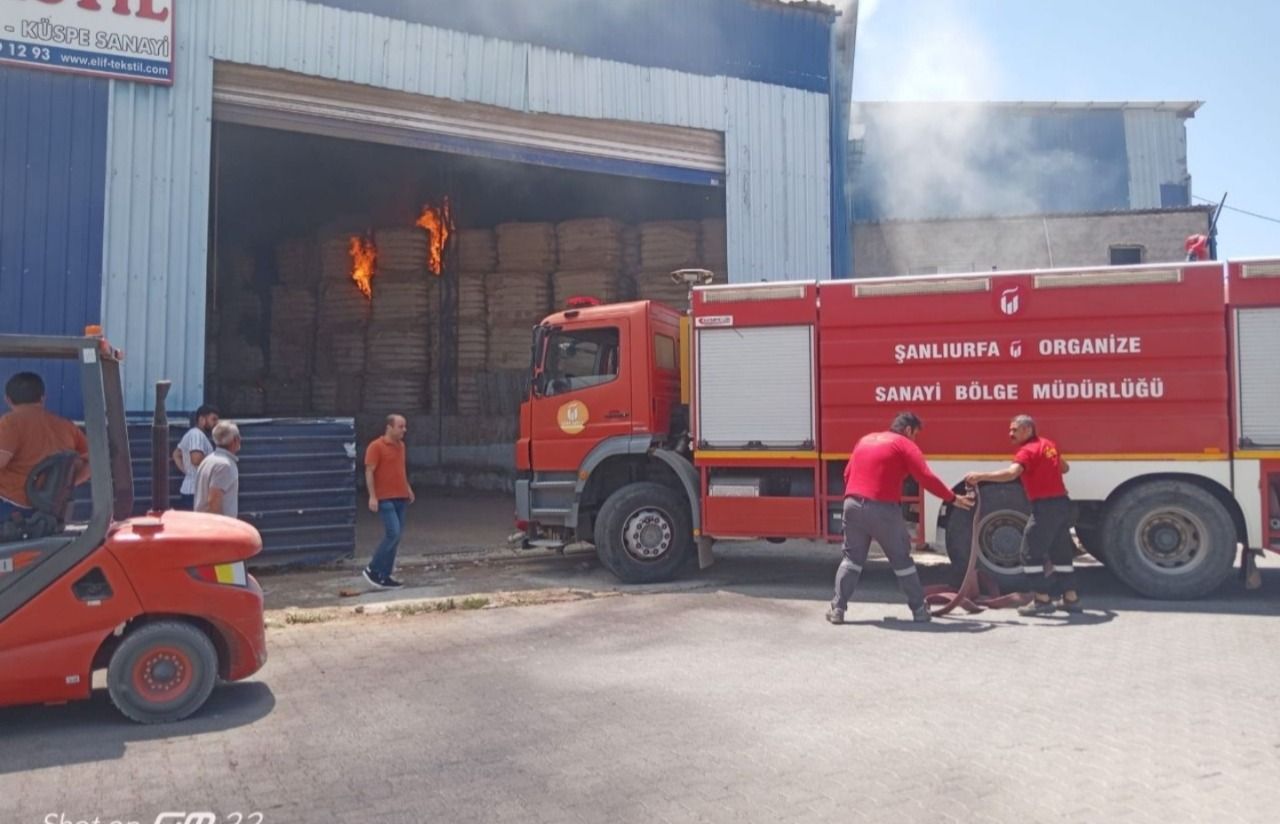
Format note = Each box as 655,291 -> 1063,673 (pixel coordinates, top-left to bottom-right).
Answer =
827,412 -> 975,625
965,414 -> 1081,616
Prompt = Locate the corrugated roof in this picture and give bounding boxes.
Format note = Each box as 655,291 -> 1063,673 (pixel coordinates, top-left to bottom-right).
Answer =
857,100 -> 1202,118
854,204 -> 1214,226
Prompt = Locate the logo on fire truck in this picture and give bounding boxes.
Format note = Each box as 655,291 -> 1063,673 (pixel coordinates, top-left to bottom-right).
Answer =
998,285 -> 1023,316
557,401 -> 590,435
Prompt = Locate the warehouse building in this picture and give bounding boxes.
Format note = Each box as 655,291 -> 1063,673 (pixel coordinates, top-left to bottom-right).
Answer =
2,0 -> 855,461
849,101 -> 1209,275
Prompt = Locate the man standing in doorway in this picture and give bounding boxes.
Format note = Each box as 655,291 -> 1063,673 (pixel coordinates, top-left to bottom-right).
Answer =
965,414 -> 1079,615
173,404 -> 218,510
829,412 -> 974,625
194,421 -> 242,518
364,414 -> 414,590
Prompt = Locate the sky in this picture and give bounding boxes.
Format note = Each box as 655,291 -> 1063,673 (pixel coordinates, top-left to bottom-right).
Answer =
850,0 -> 1280,258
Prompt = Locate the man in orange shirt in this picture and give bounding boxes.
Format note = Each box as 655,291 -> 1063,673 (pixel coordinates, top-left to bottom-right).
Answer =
0,372 -> 91,524
363,414 -> 415,589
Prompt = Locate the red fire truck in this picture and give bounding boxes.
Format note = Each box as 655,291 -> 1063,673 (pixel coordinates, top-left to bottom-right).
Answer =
515,259 -> 1280,600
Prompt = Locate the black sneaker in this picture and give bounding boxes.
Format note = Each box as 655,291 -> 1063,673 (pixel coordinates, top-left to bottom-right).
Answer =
1018,598 -> 1056,617
911,604 -> 932,623
825,608 -> 845,625
362,567 -> 391,590
382,574 -> 405,589
1057,596 -> 1083,613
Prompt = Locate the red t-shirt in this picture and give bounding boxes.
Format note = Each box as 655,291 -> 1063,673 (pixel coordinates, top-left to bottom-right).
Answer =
1014,436 -> 1068,501
365,437 -> 411,500
843,431 -> 956,504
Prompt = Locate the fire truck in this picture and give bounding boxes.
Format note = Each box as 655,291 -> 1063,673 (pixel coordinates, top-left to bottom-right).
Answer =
515,258 -> 1280,600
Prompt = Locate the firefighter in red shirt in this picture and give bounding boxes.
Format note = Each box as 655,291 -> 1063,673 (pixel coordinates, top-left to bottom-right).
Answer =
828,412 -> 974,625
965,414 -> 1080,616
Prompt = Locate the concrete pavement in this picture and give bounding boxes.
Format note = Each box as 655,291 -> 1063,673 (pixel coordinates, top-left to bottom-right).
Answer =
3,550 -> 1280,824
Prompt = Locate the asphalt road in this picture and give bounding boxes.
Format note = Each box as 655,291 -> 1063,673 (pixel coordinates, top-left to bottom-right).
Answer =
3,552 -> 1280,824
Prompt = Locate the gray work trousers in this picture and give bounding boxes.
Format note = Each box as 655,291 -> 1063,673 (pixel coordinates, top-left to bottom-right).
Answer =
831,495 -> 926,611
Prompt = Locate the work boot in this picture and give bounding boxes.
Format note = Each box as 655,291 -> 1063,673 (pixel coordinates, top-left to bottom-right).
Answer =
911,603 -> 932,623
825,607 -> 845,625
1018,597 -> 1056,617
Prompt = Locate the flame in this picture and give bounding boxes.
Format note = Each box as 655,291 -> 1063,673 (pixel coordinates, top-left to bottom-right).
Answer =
415,198 -> 454,276
348,235 -> 377,299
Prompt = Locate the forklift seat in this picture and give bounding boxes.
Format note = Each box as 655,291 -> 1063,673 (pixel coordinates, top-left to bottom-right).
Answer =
0,451 -> 79,544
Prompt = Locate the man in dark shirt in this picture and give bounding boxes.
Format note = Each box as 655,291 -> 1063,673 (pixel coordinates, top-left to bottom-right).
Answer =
828,412 -> 974,625
965,414 -> 1078,615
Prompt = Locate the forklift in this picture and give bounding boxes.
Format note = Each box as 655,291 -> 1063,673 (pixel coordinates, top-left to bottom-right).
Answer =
0,332 -> 267,723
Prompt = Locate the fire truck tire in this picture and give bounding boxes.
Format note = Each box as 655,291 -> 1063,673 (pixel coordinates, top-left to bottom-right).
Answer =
945,481 -> 1029,591
594,482 -> 694,584
107,621 -> 219,724
1101,481 -> 1236,599
1074,525 -> 1107,565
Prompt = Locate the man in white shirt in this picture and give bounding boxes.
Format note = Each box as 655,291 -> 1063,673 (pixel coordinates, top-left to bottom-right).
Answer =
173,404 -> 218,510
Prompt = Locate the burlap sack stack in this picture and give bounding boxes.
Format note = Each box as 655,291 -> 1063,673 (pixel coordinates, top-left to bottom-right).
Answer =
487,223 -> 555,372
635,220 -> 701,306
454,228 -> 495,416
214,249 -> 267,415
699,218 -> 728,276
365,227 -> 435,415
312,234 -> 370,416
552,218 -> 633,306
264,239 -> 318,416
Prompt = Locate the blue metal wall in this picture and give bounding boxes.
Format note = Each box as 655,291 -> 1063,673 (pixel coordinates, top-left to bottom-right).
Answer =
75,418 -> 358,565
0,67 -> 109,419
311,0 -> 834,92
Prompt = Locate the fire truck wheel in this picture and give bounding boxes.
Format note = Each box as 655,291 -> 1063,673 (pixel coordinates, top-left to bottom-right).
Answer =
945,481 -> 1029,591
1074,525 -> 1107,565
1101,481 -> 1236,599
107,621 -> 220,724
594,482 -> 694,584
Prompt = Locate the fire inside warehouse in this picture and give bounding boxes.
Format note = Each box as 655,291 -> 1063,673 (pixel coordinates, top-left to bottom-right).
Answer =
205,124 -> 728,486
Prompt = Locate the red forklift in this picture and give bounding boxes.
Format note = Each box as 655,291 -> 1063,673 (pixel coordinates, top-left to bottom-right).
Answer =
0,332 -> 267,723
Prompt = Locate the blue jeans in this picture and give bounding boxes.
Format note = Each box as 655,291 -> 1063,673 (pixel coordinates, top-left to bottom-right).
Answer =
0,499 -> 35,524
368,499 -> 408,579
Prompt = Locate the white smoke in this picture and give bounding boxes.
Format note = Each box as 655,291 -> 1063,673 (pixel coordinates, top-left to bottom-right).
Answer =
851,3 -> 1100,220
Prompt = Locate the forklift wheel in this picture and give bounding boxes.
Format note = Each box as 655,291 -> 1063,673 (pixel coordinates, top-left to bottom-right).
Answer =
107,621 -> 219,724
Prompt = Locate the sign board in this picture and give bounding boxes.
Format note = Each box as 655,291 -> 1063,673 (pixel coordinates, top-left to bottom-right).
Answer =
1,1 -> 174,85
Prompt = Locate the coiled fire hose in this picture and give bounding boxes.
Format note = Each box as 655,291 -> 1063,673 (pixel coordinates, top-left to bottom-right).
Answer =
924,486 -> 1031,617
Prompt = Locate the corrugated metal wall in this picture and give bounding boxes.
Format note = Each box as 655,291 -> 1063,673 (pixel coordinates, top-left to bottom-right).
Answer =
104,0 -> 834,410
102,0 -> 216,417
851,103 -> 1194,223
304,0 -> 833,93
0,67 -> 109,419
74,417 -> 357,564
1123,108 -> 1191,210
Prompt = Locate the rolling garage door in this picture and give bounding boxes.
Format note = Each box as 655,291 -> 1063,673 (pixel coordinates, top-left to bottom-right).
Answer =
697,326 -> 815,449
1237,307 -> 1280,446
212,63 -> 725,185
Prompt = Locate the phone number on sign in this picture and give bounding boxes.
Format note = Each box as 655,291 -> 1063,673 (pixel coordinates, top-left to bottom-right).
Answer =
1,40 -> 54,61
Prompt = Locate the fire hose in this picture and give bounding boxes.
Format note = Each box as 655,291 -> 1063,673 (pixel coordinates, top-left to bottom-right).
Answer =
923,486 -> 1031,617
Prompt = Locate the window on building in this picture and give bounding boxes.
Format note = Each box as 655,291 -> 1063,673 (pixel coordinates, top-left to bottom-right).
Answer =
541,327 -> 620,396
1109,245 -> 1145,266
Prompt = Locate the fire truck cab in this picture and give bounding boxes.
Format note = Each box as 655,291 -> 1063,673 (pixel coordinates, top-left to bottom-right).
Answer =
516,259 -> 1280,600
